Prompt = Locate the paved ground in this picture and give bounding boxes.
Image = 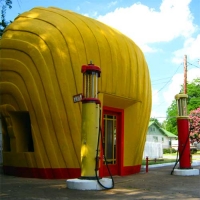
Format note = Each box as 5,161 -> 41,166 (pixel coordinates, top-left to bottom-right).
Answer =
0,163 -> 200,200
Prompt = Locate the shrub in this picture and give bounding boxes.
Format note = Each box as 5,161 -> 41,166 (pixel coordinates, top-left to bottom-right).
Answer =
163,148 -> 176,154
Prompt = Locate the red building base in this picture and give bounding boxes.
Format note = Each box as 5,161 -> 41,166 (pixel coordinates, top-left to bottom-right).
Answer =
3,166 -> 81,179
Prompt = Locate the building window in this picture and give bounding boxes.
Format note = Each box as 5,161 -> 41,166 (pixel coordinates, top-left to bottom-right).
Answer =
150,127 -> 155,132
153,136 -> 158,142
162,137 -> 164,143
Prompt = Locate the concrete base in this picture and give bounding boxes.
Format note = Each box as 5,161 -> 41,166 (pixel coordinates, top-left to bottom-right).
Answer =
66,178 -> 113,190
173,168 -> 199,176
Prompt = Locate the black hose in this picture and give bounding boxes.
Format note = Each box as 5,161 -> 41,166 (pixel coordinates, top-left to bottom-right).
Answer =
170,147 -> 180,175
95,107 -> 114,189
170,123 -> 191,175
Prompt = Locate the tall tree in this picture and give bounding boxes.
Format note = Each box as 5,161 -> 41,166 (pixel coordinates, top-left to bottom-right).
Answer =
165,78 -> 200,135
0,0 -> 12,37
187,78 -> 200,111
150,117 -> 162,127
165,100 -> 177,135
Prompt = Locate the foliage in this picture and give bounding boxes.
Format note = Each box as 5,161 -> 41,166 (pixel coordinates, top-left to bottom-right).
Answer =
150,117 -> 162,127
189,107 -> 200,143
187,78 -> 200,111
141,158 -> 176,165
165,78 -> 200,135
165,100 -> 177,135
163,148 -> 176,154
0,0 -> 12,37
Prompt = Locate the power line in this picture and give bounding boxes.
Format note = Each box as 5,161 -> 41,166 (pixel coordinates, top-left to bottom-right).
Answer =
152,81 -> 172,86
187,61 -> 200,69
153,63 -> 183,96
151,76 -> 172,83
151,116 -> 177,118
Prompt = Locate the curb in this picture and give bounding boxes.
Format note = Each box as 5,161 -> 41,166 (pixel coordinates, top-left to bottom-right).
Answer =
141,160 -> 200,169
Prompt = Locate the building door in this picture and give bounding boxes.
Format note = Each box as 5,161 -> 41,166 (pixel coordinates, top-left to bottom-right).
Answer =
100,107 -> 123,176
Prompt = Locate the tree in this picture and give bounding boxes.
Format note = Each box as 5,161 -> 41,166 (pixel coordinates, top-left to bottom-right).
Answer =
165,78 -> 200,135
165,100 -> 177,135
187,78 -> 200,111
189,107 -> 200,143
150,117 -> 162,127
0,0 -> 12,37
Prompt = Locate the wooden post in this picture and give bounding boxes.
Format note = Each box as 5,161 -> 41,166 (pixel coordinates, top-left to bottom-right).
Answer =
184,55 -> 187,94
146,156 -> 148,173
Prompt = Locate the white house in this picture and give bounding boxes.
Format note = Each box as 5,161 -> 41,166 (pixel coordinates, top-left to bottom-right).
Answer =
143,121 -> 178,159
146,121 -> 178,148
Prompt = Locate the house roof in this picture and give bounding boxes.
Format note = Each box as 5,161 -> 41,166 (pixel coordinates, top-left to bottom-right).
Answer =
160,128 -> 178,138
148,121 -> 177,138
148,121 -> 154,127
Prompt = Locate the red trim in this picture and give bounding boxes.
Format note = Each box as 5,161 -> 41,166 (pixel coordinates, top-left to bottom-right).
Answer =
120,110 -> 124,176
82,98 -> 101,105
3,165 -> 141,179
3,166 -> 81,179
101,107 -> 140,177
100,106 -> 124,177
81,64 -> 101,77
121,165 -> 141,176
103,106 -> 124,114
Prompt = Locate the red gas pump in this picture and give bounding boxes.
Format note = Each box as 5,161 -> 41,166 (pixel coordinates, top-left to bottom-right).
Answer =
175,94 -> 191,169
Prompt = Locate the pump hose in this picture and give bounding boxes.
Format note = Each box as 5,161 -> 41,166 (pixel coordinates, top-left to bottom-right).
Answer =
170,127 -> 191,175
95,108 -> 114,189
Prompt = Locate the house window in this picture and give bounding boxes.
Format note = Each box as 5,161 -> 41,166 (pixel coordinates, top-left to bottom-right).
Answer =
153,136 -> 158,142
150,127 -> 155,132
162,137 -> 164,143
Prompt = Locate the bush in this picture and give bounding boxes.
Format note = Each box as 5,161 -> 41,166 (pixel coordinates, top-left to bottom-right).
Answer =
163,148 -> 176,154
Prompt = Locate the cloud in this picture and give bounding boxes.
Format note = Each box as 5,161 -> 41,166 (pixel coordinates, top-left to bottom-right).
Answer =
163,68 -> 200,105
150,110 -> 166,122
108,1 -> 117,8
172,34 -> 200,63
151,90 -> 167,122
152,68 -> 200,122
163,73 -> 183,105
152,89 -> 159,105
97,0 -> 196,52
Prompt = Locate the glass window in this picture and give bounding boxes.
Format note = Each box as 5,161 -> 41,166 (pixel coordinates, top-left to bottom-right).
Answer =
153,136 -> 158,142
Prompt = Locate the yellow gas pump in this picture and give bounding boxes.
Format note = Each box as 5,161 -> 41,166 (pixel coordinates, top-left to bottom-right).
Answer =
80,62 -> 101,179
67,63 -> 113,189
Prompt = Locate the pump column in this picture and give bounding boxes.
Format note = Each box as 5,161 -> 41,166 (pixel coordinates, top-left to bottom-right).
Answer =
80,63 -> 101,179
67,62 -> 112,190
175,94 -> 191,169
173,94 -> 199,176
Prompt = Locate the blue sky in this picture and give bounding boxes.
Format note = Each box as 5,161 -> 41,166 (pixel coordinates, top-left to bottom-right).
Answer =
3,0 -> 200,122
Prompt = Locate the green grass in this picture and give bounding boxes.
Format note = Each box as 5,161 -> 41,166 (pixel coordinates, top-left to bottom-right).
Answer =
141,158 -> 177,165
142,150 -> 200,165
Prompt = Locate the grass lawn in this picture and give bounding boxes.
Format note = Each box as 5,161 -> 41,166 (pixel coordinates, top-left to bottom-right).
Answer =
142,150 -> 200,165
141,158 -> 177,165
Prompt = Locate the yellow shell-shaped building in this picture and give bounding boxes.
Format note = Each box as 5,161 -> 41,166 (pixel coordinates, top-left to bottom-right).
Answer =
0,7 -> 151,178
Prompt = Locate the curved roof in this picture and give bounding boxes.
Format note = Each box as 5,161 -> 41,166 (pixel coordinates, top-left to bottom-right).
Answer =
0,7 -> 152,170
2,7 -> 151,100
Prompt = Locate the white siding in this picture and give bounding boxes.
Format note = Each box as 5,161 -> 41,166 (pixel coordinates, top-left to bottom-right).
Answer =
146,124 -> 174,150
143,141 -> 163,159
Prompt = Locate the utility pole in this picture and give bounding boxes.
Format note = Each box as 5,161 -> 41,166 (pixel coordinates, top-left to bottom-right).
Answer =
184,55 -> 187,94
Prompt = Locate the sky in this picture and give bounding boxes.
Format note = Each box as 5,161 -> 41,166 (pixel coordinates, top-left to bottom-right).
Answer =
3,0 -> 200,122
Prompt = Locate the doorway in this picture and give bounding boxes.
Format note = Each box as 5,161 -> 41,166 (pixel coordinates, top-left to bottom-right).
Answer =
100,107 -> 124,176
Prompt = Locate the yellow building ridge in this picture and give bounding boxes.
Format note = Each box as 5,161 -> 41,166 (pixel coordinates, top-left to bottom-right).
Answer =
0,7 -> 152,178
